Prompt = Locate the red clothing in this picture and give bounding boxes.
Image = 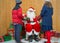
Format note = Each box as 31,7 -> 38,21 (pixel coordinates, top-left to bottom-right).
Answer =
25,17 -> 41,32
25,23 -> 40,32
12,8 -> 23,25
45,31 -> 52,43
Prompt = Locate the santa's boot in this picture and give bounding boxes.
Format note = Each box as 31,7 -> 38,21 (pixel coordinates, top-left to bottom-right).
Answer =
25,31 -> 33,42
34,34 -> 40,42
33,28 -> 40,42
28,35 -> 33,42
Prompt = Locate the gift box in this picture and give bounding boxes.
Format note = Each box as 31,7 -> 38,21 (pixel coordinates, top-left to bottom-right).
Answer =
9,23 -> 14,29
3,34 -> 12,41
0,36 -> 4,42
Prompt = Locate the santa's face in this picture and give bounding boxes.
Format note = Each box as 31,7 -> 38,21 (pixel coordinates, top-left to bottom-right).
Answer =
29,10 -> 34,12
27,8 -> 36,21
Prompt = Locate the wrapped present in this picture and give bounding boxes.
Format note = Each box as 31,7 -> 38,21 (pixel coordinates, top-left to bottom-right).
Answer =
9,23 -> 14,29
54,32 -> 60,38
8,23 -> 15,39
51,30 -> 56,37
0,36 -> 4,42
8,29 -> 15,39
8,29 -> 14,34
3,34 -> 12,41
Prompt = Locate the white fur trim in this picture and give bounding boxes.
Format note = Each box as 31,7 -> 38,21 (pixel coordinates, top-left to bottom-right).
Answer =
28,8 -> 35,11
26,31 -> 32,35
34,29 -> 39,35
26,33 -> 29,39
30,22 -> 36,25
26,29 -> 39,35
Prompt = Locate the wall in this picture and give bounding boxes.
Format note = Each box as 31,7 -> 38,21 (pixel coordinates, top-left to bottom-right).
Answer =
56,0 -> 60,32
0,0 -> 15,36
0,0 -> 59,36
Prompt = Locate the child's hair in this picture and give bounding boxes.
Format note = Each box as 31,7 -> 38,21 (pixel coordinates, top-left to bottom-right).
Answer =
44,2 -> 53,8
13,1 -> 22,10
13,3 -> 21,10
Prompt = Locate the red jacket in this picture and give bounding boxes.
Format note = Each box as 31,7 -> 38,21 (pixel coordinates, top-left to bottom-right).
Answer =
12,8 -> 24,25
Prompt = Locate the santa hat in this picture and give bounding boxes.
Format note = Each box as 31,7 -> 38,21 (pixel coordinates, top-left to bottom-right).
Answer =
28,7 -> 36,12
15,0 -> 22,4
45,0 -> 50,2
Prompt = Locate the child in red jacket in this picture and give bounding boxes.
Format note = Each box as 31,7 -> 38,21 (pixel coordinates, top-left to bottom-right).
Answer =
12,0 -> 23,43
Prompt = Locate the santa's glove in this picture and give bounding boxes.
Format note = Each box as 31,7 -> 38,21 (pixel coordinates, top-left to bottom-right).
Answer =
22,14 -> 27,20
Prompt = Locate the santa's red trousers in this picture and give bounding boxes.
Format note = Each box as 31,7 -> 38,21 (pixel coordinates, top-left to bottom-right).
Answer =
25,22 -> 40,34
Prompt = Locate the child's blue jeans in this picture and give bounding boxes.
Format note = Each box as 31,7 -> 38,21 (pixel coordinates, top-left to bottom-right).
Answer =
14,24 -> 22,43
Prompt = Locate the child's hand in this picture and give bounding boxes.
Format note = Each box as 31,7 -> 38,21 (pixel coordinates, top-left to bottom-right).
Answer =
23,14 -> 27,17
36,15 -> 41,21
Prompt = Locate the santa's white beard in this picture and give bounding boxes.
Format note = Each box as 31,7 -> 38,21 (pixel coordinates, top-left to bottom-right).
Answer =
27,11 -> 36,21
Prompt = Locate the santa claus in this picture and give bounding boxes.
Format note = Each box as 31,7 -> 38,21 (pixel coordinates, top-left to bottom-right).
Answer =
25,7 -> 41,42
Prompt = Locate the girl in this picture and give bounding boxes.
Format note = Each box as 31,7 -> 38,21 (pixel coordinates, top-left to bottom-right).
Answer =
40,0 -> 53,43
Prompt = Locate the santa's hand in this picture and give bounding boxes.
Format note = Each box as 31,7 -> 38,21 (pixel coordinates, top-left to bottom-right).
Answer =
23,17 -> 30,21
22,14 -> 25,16
22,14 -> 27,20
23,14 -> 27,17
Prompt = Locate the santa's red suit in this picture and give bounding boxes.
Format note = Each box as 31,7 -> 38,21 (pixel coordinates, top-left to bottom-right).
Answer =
25,7 -> 41,41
